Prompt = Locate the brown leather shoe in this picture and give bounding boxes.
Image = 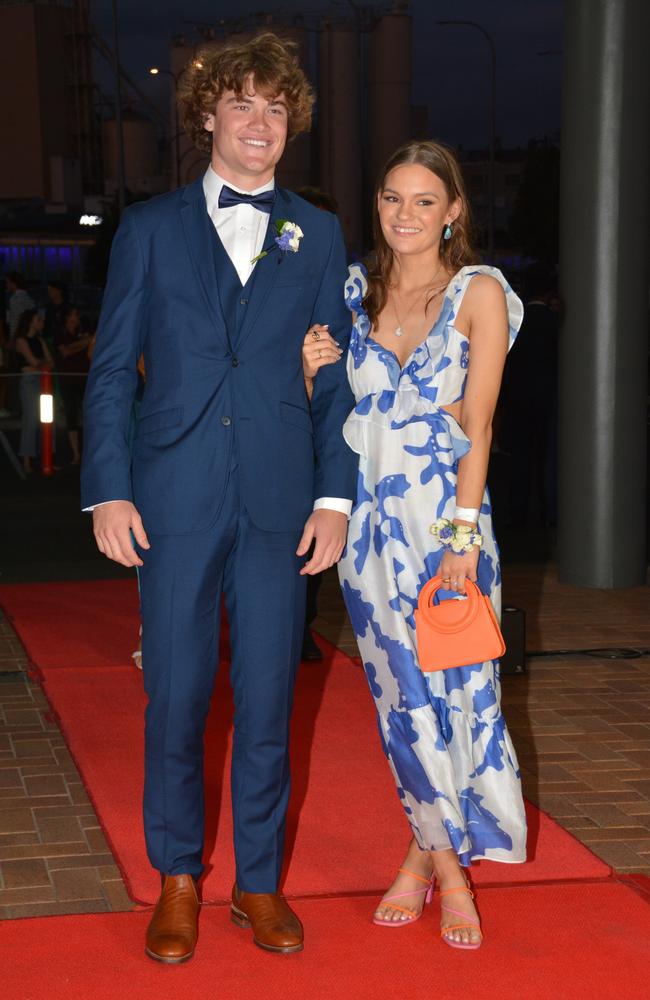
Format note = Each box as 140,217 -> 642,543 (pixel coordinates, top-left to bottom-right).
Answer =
145,874 -> 200,964
231,883 -> 303,954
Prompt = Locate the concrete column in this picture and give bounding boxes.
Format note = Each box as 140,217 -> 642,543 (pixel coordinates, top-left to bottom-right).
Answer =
318,26 -> 363,250
368,14 -> 412,188
558,0 -> 650,587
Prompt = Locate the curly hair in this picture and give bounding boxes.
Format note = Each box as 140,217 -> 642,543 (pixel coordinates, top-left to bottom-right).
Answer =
178,32 -> 314,154
364,141 -> 477,327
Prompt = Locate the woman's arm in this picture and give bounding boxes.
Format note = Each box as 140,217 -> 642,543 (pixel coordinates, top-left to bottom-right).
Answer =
60,335 -> 92,358
41,338 -> 54,367
456,275 -> 509,510
440,275 -> 509,591
15,337 -> 46,372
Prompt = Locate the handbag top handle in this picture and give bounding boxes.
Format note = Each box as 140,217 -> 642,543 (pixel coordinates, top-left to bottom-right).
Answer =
417,576 -> 482,634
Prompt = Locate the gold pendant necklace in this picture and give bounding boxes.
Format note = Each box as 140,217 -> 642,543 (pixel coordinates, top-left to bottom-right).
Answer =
391,264 -> 445,337
393,297 -> 422,338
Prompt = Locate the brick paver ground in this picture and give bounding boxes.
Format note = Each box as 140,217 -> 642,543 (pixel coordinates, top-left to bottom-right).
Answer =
0,661 -> 132,918
1,563 -> 649,918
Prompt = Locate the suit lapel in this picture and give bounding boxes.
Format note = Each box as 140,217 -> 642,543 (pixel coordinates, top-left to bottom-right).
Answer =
234,188 -> 291,351
179,178 -> 228,335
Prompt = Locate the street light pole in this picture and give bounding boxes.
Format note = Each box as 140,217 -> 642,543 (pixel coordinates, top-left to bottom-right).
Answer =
150,67 -> 181,188
437,20 -> 496,259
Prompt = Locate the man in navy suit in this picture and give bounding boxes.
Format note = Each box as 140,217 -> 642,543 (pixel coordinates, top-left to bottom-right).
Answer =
81,33 -> 357,963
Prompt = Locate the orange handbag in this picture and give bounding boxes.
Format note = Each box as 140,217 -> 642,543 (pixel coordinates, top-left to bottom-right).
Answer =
414,576 -> 505,672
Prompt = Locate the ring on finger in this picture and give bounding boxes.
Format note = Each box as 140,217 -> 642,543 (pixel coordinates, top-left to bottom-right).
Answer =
312,330 -> 320,341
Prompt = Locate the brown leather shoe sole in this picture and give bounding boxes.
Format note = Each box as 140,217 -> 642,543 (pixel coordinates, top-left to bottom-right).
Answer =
145,945 -> 195,964
230,905 -> 304,954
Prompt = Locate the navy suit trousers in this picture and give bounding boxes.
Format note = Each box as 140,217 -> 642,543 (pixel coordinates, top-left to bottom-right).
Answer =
138,462 -> 306,892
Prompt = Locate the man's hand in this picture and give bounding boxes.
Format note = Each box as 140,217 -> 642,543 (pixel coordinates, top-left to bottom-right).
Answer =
93,501 -> 150,568
296,509 -> 348,576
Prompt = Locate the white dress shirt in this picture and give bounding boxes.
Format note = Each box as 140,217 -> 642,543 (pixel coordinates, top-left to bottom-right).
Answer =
203,167 -> 273,287
87,168 -> 352,519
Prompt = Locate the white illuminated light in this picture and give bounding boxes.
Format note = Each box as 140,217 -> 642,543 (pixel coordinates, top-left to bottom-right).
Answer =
40,394 -> 54,424
79,214 -> 103,226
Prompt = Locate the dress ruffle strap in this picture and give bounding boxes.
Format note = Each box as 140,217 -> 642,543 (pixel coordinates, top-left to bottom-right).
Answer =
445,265 -> 524,352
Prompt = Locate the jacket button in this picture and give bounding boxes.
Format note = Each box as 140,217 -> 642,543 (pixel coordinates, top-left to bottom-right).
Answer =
231,357 -> 239,368
239,297 -> 248,305
221,416 -> 231,427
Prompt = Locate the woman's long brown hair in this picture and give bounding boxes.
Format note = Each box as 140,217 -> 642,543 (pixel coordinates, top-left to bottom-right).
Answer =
364,141 -> 477,327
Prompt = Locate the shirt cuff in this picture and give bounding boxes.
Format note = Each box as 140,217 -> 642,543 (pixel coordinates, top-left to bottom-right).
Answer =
83,500 -> 128,512
86,499 -> 355,518
313,497 -> 353,518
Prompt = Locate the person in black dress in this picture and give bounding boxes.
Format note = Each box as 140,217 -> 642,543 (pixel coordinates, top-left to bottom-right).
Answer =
15,309 -> 53,474
54,306 -> 91,465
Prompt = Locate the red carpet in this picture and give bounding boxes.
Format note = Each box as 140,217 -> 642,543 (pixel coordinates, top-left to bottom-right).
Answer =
2,580 -> 646,1000
1,580 -> 611,909
4,882 -> 650,1000
40,662 -> 611,905
0,579 -> 141,669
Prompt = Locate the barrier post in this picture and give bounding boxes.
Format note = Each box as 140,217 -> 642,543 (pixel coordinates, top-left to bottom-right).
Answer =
40,370 -> 54,476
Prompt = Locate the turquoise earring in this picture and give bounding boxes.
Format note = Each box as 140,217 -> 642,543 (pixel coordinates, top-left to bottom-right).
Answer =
443,223 -> 453,241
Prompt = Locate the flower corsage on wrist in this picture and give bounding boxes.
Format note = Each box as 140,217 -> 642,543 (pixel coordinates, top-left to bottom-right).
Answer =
429,517 -> 483,554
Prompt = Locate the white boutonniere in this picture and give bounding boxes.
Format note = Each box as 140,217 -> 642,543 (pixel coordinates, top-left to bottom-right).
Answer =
251,219 -> 304,263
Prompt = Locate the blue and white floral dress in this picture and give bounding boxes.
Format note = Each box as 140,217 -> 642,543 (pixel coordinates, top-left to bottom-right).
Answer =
338,263 -> 527,866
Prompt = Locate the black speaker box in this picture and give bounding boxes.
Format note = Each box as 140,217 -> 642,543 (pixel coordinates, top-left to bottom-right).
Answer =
500,606 -> 526,675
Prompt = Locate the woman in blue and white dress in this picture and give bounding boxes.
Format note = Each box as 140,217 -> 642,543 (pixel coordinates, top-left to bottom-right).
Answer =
303,141 -> 527,949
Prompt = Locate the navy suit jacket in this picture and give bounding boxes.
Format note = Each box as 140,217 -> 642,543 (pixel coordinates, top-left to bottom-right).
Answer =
81,178 -> 358,534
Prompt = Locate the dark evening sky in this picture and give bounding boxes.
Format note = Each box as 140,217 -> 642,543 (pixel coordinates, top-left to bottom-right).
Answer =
91,0 -> 563,149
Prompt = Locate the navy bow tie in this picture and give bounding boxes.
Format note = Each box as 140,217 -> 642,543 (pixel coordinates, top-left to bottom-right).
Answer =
218,184 -> 276,214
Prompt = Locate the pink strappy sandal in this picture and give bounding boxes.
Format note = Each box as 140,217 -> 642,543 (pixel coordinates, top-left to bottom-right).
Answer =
439,882 -> 483,950
373,867 -> 434,927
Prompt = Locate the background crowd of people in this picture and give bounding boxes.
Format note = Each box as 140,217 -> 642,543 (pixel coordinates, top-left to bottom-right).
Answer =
0,273 -> 95,472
